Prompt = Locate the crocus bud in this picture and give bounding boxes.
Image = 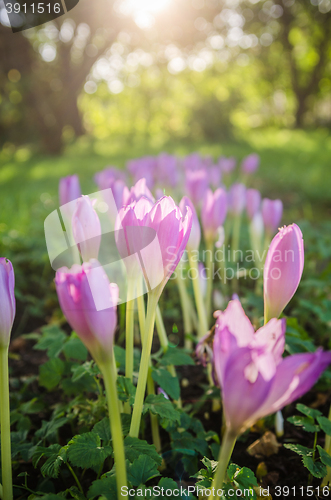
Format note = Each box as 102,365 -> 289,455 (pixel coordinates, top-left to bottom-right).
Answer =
262,199 -> 283,235
179,196 -> 201,252
219,156 -> 236,174
0,258 -> 15,348
185,169 -> 209,206
228,183 -> 246,215
124,178 -> 155,206
264,224 -> 304,322
201,188 -> 228,242
55,260 -> 118,364
72,196 -> 102,262
213,300 -> 331,436
241,153 -> 260,174
246,189 -> 261,220
59,175 -> 81,206
209,165 -> 222,188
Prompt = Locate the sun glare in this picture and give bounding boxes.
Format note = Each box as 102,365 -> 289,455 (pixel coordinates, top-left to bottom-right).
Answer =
125,0 -> 171,14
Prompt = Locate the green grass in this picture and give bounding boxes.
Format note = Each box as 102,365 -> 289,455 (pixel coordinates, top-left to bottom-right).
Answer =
1,127 -> 330,236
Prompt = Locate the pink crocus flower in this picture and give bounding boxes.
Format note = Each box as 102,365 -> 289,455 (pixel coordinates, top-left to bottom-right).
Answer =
127,157 -> 156,189
59,175 -> 81,207
185,169 -> 209,206
55,260 -> 119,364
0,258 -> 15,348
241,153 -> 260,174
246,189 -> 261,220
262,198 -> 283,235
264,224 -> 304,322
213,300 -> 331,436
218,156 -> 236,174
72,196 -> 102,262
228,183 -> 246,215
201,188 -> 228,243
116,196 -> 192,295
179,196 -> 201,252
123,178 -> 155,206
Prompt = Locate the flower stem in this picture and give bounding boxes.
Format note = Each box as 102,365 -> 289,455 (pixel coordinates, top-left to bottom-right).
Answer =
66,463 -> 84,494
125,280 -> 136,382
101,356 -> 127,497
0,346 -> 13,500
147,367 -> 161,452
130,291 -> 159,438
322,404 -> 331,487
205,239 -> 214,321
136,279 -> 146,340
176,272 -> 193,350
155,305 -> 168,351
188,251 -> 208,339
232,214 -> 242,263
209,429 -> 237,500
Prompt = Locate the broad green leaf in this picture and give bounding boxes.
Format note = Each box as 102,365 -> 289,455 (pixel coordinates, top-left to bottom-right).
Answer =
71,360 -> 99,382
93,417 -> 111,442
114,345 -> 126,372
32,444 -> 61,467
302,456 -> 326,478
63,335 -> 88,361
35,417 -> 68,441
287,415 -> 320,432
88,476 -> 117,500
317,445 -> 331,467
151,368 -> 180,400
20,398 -> 45,414
317,416 -> 331,436
284,443 -> 313,457
127,455 -> 161,486
143,394 -> 181,424
67,432 -> 112,470
201,456 -> 218,475
34,325 -> 67,357
160,346 -> 194,366
41,454 -> 64,478
296,404 -> 322,419
124,436 -> 162,465
39,358 -> 65,390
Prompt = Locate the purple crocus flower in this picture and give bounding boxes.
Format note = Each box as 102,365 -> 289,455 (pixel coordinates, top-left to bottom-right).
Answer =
218,156 -> 236,174
59,175 -> 81,206
55,260 -> 119,364
72,196 -> 101,262
264,224 -> 304,322
241,153 -> 260,174
228,183 -> 246,215
246,189 -> 261,220
0,258 -> 15,348
185,169 -> 209,206
179,196 -> 201,252
123,178 -> 155,206
262,198 -> 283,235
201,188 -> 228,242
213,300 -> 331,436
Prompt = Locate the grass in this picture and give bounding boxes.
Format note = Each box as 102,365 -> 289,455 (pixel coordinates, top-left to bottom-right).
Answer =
0,127 -> 330,237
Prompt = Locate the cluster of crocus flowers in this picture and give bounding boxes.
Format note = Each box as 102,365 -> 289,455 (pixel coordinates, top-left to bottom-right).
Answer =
0,258 -> 15,500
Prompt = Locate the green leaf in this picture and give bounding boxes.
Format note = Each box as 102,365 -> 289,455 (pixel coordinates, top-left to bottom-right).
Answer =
39,358 -> 65,390
34,325 -> 67,357
317,416 -> 331,436
71,360 -> 99,382
317,445 -> 331,467
284,443 -> 313,457
296,404 -> 322,419
117,376 -> 136,405
234,466 -> 258,490
302,456 -> 326,478
35,417 -> 68,441
202,456 -> 218,475
151,368 -> 180,400
88,476 -> 117,500
127,455 -> 161,486
124,436 -> 162,466
160,346 -> 194,366
41,453 -> 65,479
67,432 -> 112,470
63,335 -> 88,361
143,394 -> 181,424
114,345 -> 126,372
20,397 -> 45,414
32,444 -> 61,467
287,415 -> 320,433
93,417 -> 111,443
156,478 -> 179,500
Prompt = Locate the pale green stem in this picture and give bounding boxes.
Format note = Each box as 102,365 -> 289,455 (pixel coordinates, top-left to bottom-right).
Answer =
0,346 -> 13,500
155,305 -> 168,352
176,273 -> 193,350
208,430 -> 237,500
66,463 -> 84,494
321,404 -> 331,487
188,251 -> 209,339
101,356 -> 127,498
136,280 -> 162,450
147,367 -> 161,453
125,280 -> 136,382
130,291 -> 159,438
231,214 -> 241,263
205,239 -> 214,321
